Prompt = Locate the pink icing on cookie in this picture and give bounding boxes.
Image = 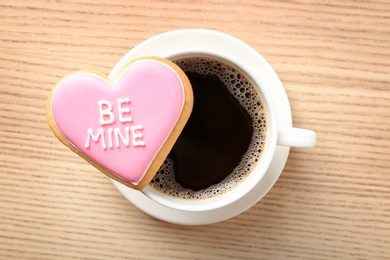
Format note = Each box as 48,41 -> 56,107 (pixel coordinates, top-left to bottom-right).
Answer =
50,59 -> 185,184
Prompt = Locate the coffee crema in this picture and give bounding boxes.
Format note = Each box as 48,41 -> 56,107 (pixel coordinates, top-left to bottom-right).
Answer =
149,56 -> 267,200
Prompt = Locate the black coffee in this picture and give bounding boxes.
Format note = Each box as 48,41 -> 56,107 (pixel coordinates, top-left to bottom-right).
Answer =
171,72 -> 253,190
149,57 -> 267,199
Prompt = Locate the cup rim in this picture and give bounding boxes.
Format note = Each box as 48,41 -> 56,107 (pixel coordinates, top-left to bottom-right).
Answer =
141,48 -> 279,212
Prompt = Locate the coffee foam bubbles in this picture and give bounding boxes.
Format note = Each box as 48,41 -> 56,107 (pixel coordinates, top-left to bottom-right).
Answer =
149,57 -> 267,200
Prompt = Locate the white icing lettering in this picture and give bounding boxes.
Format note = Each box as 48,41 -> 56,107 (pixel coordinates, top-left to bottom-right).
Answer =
85,128 -> 106,149
114,127 -> 130,148
88,98 -> 145,150
117,98 -> 133,123
107,128 -> 113,148
131,125 -> 145,147
85,126 -> 145,150
98,100 -> 115,125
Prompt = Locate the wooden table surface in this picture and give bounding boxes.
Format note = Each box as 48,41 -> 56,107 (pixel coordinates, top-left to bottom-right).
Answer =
1,1 -> 389,259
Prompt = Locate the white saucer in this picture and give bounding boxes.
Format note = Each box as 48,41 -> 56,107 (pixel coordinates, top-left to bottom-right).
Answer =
110,29 -> 291,225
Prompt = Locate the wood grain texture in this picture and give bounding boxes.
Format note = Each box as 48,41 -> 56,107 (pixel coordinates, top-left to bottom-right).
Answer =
0,0 -> 389,259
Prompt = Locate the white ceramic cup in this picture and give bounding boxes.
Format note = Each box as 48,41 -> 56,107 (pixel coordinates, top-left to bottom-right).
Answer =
110,29 -> 316,213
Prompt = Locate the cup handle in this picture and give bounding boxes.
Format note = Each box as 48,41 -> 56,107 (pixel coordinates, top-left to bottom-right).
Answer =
277,127 -> 316,148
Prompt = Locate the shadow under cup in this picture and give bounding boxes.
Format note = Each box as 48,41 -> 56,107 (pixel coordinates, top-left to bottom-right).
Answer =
142,51 -> 278,212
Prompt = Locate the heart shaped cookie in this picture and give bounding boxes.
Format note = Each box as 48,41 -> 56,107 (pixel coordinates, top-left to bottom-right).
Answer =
47,57 -> 193,190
